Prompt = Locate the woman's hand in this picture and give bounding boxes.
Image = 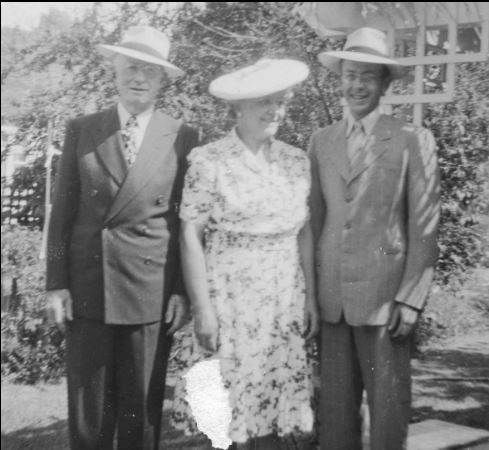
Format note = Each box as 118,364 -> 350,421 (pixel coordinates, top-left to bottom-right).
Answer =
194,306 -> 219,352
303,297 -> 320,341
165,295 -> 190,335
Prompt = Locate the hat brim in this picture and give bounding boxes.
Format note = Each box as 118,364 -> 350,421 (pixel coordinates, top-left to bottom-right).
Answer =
318,51 -> 407,80
99,44 -> 184,78
209,59 -> 309,101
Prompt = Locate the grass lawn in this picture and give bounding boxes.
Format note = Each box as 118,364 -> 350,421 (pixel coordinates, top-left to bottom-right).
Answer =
2,267 -> 488,449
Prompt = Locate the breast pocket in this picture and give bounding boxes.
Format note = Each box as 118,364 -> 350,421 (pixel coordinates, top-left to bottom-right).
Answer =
379,243 -> 406,255
370,161 -> 402,205
376,160 -> 401,174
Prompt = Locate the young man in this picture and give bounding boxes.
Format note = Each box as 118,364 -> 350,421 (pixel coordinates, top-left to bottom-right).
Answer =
46,26 -> 198,449
310,27 -> 440,449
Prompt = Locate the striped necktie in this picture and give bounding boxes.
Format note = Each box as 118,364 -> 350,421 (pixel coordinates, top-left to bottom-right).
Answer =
121,115 -> 139,166
348,120 -> 366,172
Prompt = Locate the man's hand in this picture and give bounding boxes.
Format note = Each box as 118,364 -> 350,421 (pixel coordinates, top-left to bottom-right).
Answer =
46,289 -> 73,332
165,294 -> 190,335
304,297 -> 320,341
193,306 -> 219,353
388,303 -> 420,340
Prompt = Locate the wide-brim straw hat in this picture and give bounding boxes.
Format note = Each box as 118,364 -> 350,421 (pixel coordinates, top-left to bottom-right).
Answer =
318,27 -> 406,80
99,26 -> 184,78
209,58 -> 310,101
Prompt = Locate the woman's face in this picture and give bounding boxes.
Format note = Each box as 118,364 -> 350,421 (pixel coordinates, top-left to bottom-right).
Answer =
235,91 -> 291,140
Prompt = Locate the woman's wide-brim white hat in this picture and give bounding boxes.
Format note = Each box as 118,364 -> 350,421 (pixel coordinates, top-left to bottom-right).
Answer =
318,27 -> 406,80
99,26 -> 184,78
209,59 -> 309,100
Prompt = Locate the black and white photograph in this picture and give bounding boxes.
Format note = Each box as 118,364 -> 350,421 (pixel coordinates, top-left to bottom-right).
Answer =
1,2 -> 488,449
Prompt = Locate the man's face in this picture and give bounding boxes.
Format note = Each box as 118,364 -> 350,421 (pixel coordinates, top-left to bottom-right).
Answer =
341,60 -> 390,120
114,55 -> 167,114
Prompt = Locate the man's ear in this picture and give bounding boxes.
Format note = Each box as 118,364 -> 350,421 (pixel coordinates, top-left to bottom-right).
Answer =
382,76 -> 392,95
381,65 -> 392,95
110,55 -> 120,80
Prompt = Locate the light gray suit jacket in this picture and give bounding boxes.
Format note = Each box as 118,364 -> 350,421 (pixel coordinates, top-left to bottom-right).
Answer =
309,114 -> 440,326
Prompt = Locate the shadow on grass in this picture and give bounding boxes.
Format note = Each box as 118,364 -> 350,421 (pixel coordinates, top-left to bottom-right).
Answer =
0,415 -> 212,450
412,346 -> 489,431
161,412 -> 213,450
412,403 -> 489,432
0,415 -> 213,450
413,346 -> 489,378
1,420 -> 69,450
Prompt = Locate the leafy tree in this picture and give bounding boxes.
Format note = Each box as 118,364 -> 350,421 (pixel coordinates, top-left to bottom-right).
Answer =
2,1 -> 488,285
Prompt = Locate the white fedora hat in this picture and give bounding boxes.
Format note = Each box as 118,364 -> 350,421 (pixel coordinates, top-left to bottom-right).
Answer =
318,27 -> 406,80
209,58 -> 309,101
99,26 -> 184,78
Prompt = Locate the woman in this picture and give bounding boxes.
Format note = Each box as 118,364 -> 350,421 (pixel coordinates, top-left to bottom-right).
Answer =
171,59 -> 318,449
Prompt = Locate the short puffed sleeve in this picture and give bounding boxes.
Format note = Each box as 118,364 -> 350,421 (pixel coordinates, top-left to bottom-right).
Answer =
179,146 -> 218,225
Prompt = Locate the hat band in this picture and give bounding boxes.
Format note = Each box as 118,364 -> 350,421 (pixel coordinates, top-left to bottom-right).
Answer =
119,41 -> 169,62
343,45 -> 390,59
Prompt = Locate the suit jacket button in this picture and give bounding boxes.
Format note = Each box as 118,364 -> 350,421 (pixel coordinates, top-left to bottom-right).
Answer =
93,255 -> 101,261
144,258 -> 151,265
156,195 -> 166,205
344,222 -> 352,230
345,194 -> 353,202
89,189 -> 98,197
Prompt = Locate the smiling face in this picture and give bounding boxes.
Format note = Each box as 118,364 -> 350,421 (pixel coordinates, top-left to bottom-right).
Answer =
113,54 -> 168,115
234,90 -> 292,143
341,60 -> 391,120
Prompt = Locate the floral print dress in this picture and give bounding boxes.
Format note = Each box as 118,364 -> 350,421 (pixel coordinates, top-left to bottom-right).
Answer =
171,129 -> 314,443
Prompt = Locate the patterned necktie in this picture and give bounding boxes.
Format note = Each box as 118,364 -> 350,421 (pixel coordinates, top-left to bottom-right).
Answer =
348,120 -> 366,172
121,115 -> 139,166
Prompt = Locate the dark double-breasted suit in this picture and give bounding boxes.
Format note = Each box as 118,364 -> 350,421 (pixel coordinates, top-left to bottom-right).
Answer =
309,114 -> 440,449
47,106 -> 198,449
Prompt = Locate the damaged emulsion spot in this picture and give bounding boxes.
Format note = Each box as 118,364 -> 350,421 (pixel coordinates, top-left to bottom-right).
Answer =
183,359 -> 233,449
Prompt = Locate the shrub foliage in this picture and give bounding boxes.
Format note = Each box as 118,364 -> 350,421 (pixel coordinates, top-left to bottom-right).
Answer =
1,226 -> 65,383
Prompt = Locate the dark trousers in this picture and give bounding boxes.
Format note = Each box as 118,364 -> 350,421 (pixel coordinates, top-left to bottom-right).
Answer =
66,318 -> 171,450
319,320 -> 411,450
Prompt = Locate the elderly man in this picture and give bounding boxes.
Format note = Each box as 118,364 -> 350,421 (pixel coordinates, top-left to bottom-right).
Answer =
46,26 -> 198,449
309,27 -> 440,449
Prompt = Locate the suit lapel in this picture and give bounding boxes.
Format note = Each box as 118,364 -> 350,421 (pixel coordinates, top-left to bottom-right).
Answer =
347,115 -> 393,184
324,120 -> 349,181
104,111 -> 180,224
92,107 -> 127,186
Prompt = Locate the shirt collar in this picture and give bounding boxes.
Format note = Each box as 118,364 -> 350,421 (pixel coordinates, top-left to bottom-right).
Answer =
117,102 -> 154,128
231,127 -> 276,149
346,106 -> 383,137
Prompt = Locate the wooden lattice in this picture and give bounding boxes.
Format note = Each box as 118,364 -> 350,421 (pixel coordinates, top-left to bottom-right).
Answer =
297,2 -> 489,125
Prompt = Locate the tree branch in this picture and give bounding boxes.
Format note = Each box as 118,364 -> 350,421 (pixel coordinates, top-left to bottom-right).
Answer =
192,18 -> 260,41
